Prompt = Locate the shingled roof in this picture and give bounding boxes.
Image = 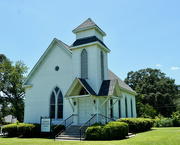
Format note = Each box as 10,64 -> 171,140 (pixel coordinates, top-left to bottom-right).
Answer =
98,80 -> 117,96
71,36 -> 109,50
78,78 -> 97,96
72,18 -> 106,36
56,39 -> 71,53
108,69 -> 136,94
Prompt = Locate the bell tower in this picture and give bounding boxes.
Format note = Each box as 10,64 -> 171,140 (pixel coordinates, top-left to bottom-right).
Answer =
70,18 -> 110,94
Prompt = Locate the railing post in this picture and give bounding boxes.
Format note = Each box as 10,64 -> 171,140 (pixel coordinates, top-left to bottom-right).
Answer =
80,129 -> 81,141
97,98 -> 99,123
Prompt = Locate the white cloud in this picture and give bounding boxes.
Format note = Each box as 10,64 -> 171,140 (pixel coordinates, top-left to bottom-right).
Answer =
171,67 -> 180,70
156,64 -> 162,67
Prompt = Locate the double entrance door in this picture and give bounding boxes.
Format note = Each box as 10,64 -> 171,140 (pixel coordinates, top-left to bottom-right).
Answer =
78,97 -> 92,124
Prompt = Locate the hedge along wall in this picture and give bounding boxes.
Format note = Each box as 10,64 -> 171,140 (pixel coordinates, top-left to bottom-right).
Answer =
117,118 -> 155,133
2,123 -> 65,138
85,122 -> 129,140
2,123 -> 41,137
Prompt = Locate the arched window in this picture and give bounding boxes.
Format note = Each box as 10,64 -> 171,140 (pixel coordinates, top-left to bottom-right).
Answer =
131,98 -> 133,117
50,92 -> 55,118
81,49 -> 88,79
101,51 -> 104,80
50,87 -> 63,119
125,97 -> 128,118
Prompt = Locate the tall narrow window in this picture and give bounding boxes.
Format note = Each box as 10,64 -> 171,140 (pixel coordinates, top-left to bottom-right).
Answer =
118,100 -> 121,118
110,99 -> 113,118
81,49 -> 88,79
50,87 -> 63,119
50,92 -> 55,118
101,51 -> 104,80
125,97 -> 128,118
58,91 -> 63,119
131,99 -> 133,117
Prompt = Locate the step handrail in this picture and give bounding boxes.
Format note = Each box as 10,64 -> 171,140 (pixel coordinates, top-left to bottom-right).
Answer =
79,114 -> 97,140
54,114 -> 77,130
99,113 -> 116,122
54,114 -> 78,140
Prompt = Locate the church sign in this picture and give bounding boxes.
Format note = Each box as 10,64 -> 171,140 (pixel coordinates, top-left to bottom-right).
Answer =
40,117 -> 51,132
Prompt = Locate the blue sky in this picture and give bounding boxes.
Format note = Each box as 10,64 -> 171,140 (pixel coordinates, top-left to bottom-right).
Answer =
0,0 -> 180,85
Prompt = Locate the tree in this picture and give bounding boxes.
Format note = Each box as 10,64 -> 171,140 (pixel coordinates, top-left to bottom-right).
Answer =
136,102 -> 156,118
124,68 -> 179,117
0,54 -> 28,122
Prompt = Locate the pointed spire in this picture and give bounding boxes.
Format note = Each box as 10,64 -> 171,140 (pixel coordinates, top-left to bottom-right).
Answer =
72,18 -> 106,36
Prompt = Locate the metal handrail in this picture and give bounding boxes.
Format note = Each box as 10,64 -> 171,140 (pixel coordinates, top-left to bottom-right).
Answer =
112,116 -> 119,120
54,114 -> 77,140
99,114 -> 116,122
79,114 -> 97,141
54,114 -> 77,130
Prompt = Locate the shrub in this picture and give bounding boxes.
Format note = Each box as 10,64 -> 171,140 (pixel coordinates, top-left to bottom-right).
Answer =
154,115 -> 173,127
171,111 -> 180,127
103,122 -> 129,140
2,124 -> 18,137
91,122 -> 103,126
2,123 -> 41,137
51,124 -> 65,136
137,102 -> 157,119
17,123 -> 35,137
117,118 -> 154,132
86,125 -> 103,140
85,122 -> 129,140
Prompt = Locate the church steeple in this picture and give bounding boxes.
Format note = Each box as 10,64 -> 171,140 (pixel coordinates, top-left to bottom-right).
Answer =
72,18 -> 106,41
70,18 -> 109,94
73,18 -> 106,36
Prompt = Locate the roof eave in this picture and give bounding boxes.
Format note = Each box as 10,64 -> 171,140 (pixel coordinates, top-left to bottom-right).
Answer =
69,41 -> 110,53
72,25 -> 106,36
120,87 -> 137,96
23,38 -> 71,85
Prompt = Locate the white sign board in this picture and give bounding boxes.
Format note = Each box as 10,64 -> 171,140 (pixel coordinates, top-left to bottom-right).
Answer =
41,118 -> 51,132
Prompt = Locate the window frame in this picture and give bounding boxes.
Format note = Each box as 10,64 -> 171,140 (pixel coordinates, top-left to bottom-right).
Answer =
81,49 -> 88,79
50,87 -> 63,120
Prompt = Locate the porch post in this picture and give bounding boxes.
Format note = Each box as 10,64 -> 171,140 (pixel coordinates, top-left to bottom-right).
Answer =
97,97 -> 99,123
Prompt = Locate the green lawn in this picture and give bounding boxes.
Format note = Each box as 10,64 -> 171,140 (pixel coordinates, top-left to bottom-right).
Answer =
0,127 -> 180,145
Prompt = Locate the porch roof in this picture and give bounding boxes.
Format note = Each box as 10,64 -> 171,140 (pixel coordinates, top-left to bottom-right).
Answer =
78,78 -> 97,96
98,79 -> 122,97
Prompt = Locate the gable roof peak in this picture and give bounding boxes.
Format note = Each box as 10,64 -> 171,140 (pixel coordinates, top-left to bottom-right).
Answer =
72,18 -> 106,36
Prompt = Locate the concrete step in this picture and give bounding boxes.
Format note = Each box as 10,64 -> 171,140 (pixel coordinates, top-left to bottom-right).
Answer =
59,134 -> 81,138
56,136 -> 85,141
55,125 -> 87,141
125,133 -> 136,139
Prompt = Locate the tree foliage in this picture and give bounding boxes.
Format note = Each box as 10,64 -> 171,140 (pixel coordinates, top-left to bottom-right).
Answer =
124,68 -> 179,117
0,54 -> 28,122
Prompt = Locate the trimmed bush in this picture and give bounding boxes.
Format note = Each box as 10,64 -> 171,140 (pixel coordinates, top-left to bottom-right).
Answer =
103,122 -> 129,140
86,125 -> 104,140
2,124 -> 18,137
85,122 -> 129,140
91,122 -> 103,126
17,123 -> 36,137
2,123 -> 41,137
117,118 -> 155,132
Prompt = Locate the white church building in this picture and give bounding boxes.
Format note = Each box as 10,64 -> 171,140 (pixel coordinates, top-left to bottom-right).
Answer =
23,18 -> 137,125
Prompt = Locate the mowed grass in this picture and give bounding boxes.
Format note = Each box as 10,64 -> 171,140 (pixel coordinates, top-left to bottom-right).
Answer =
0,127 -> 180,145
